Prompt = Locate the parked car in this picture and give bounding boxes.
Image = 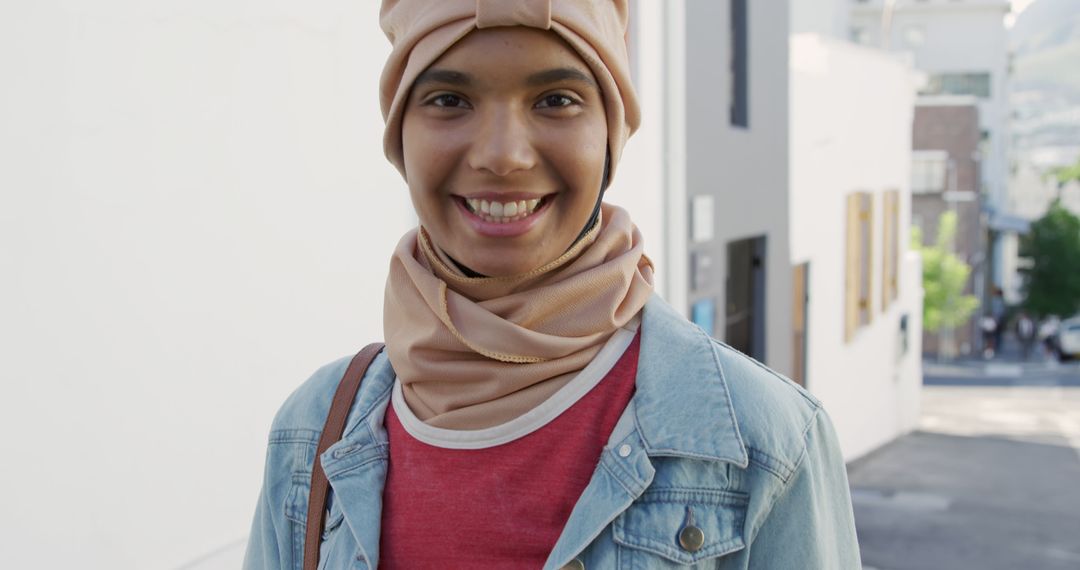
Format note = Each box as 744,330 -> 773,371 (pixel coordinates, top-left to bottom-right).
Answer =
1053,316 -> 1080,361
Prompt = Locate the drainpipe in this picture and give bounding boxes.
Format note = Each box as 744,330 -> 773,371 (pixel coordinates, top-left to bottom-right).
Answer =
881,0 -> 898,50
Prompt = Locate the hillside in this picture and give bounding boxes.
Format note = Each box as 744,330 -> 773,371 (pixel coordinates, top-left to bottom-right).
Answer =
1010,0 -> 1080,162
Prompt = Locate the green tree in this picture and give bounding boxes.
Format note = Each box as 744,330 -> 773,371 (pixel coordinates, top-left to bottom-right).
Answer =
1053,156 -> 1080,186
1020,200 -> 1080,318
912,211 -> 979,332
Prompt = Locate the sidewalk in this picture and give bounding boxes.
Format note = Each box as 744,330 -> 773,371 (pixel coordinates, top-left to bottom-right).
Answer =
849,377 -> 1080,569
923,333 -> 1080,387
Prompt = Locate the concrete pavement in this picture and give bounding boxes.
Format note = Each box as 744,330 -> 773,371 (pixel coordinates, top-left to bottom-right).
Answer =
849,353 -> 1080,570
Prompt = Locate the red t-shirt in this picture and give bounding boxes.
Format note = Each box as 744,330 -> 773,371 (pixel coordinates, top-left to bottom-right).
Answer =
379,332 -> 641,569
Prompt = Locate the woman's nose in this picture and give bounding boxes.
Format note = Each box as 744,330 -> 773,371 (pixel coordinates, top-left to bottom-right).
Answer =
467,107 -> 538,177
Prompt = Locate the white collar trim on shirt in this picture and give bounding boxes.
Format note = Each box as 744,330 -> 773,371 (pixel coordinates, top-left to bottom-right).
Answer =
391,315 -> 641,450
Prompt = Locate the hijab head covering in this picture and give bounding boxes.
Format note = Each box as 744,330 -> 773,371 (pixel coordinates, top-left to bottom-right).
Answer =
379,0 -> 654,430
378,0 -> 641,182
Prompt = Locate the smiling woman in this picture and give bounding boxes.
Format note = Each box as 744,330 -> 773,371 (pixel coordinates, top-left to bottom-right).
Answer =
243,1 -> 861,569
401,27 -> 609,276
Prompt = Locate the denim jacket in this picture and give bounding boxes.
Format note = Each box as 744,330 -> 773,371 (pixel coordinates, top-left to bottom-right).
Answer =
243,294 -> 861,569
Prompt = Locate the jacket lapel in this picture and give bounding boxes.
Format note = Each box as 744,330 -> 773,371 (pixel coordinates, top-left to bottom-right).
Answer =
319,352 -> 396,569
545,294 -> 749,566
543,411 -> 655,569
633,294 -> 749,466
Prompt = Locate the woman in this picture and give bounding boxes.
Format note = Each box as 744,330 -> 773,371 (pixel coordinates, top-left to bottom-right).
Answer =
244,1 -> 861,569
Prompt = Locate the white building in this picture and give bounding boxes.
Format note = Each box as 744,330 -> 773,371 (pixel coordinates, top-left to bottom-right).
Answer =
789,34 -> 925,461
850,0 -> 1017,299
1,2 -> 413,568
4,1 -> 903,567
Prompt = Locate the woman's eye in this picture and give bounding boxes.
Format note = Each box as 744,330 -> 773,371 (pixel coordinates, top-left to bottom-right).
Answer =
429,94 -> 468,108
536,94 -> 577,109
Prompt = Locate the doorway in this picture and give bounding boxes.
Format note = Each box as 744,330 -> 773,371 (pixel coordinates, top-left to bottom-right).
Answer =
725,236 -> 767,362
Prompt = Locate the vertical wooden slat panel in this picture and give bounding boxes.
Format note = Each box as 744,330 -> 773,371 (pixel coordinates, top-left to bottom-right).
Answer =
846,191 -> 877,341
858,192 -> 873,328
881,190 -> 892,310
890,189 -> 900,304
845,193 -> 860,342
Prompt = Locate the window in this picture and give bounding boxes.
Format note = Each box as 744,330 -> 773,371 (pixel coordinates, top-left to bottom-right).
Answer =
729,0 -> 748,128
919,72 -> 992,98
911,150 -> 948,194
882,190 -> 901,309
845,192 -> 874,341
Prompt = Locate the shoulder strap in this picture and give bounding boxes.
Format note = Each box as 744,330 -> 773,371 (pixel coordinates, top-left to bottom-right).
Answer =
303,342 -> 385,570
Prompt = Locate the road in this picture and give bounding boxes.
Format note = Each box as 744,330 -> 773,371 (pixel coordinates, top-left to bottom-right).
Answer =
850,354 -> 1080,570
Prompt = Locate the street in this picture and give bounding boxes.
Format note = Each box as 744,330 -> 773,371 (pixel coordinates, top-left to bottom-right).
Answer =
849,347 -> 1080,570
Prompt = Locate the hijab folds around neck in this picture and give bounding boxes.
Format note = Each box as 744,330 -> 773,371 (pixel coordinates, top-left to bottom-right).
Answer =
384,203 -> 654,429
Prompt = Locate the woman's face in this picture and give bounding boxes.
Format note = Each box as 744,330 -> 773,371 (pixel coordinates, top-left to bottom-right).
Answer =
401,27 -> 608,277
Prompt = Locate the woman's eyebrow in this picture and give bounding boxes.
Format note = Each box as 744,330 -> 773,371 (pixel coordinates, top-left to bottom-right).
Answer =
526,67 -> 598,89
413,68 -> 472,88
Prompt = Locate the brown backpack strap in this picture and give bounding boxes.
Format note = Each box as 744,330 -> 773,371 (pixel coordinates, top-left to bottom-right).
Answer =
303,342 -> 385,570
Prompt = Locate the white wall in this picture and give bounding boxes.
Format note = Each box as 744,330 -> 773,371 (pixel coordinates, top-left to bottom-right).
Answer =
607,0 -> 669,300
790,34 -> 924,460
0,2 -> 414,568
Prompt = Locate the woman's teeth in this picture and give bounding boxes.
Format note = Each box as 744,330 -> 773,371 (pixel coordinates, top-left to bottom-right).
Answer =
465,197 -> 543,223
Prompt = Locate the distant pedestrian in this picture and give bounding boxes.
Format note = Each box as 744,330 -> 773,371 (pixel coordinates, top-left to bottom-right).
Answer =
980,315 -> 997,359
991,289 -> 1006,356
1017,312 -> 1036,361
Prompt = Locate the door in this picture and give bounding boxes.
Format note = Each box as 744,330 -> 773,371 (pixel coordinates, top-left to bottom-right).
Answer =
725,236 -> 767,362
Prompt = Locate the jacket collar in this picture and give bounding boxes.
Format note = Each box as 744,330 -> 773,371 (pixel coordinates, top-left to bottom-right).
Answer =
633,294 -> 749,467
325,293 -> 751,469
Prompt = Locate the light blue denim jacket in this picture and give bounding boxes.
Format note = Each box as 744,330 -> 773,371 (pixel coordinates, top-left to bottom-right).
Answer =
243,294 -> 861,569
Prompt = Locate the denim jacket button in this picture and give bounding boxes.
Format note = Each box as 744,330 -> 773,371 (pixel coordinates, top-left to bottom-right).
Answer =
617,444 -> 632,457
561,558 -> 585,570
679,525 -> 705,552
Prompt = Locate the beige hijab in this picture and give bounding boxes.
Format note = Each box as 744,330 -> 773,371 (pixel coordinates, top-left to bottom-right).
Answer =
384,204 -> 653,429
379,0 -> 650,429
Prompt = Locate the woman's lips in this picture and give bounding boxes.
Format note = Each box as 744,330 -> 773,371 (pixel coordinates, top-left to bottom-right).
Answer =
454,194 -> 553,237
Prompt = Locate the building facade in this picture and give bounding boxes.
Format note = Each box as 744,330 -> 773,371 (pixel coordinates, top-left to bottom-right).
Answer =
683,0 -> 794,373
912,98 -> 987,355
850,0 -> 1017,302
789,33 -> 924,461
614,0 -> 795,377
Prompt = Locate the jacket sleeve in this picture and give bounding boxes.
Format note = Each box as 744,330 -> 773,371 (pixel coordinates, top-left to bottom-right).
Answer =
242,441 -> 292,570
747,407 -> 862,569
